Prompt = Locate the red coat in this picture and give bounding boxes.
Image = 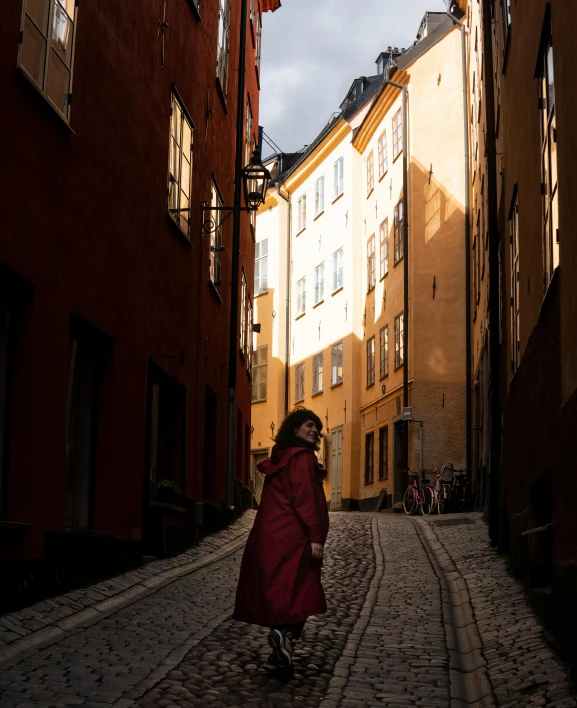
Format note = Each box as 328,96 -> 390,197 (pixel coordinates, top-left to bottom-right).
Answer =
234,445 -> 329,626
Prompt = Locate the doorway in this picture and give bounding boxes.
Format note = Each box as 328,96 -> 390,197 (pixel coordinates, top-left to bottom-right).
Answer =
330,426 -> 343,510
393,420 -> 405,504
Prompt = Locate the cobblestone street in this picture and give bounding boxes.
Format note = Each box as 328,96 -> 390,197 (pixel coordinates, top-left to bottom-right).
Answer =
0,512 -> 575,708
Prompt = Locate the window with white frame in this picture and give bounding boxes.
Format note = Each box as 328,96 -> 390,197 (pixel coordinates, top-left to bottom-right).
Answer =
380,325 -> 389,379
246,297 -> 252,367
245,96 -> 253,166
502,0 -> 511,45
168,93 -> 194,238
296,276 -> 306,316
294,362 -> 305,403
255,7 -> 262,75
538,26 -> 558,290
380,219 -> 389,277
509,192 -> 520,374
367,151 -> 375,196
366,336 -> 375,387
332,247 -> 344,291
314,263 -> 324,304
312,353 -> 323,395
394,312 -> 404,368
210,181 -> 223,290
392,108 -> 403,159
254,238 -> 268,295
217,0 -> 231,94
331,342 -> 343,385
314,176 -> 325,216
297,194 -> 307,232
394,199 -> 404,264
240,271 -> 247,356
18,0 -> 78,121
252,346 -> 268,402
378,130 -> 388,178
333,157 -> 344,199
367,235 -> 376,291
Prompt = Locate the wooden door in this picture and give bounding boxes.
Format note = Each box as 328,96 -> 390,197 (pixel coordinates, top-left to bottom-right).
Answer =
330,426 -> 343,510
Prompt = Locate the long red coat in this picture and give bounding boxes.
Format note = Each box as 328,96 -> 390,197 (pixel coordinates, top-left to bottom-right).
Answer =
234,445 -> 329,626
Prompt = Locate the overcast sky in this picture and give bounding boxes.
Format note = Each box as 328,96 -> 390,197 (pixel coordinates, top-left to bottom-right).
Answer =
259,0 -> 447,154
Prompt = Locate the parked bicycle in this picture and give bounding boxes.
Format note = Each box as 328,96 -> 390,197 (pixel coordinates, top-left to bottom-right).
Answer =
403,470 -> 434,515
434,463 -> 470,514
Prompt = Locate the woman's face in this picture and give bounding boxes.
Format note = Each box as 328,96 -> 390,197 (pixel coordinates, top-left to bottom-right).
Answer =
294,419 -> 320,445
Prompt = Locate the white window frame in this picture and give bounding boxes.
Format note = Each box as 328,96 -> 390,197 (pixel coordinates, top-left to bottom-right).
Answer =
366,336 -> 375,387
394,199 -> 404,264
294,362 -> 305,403
168,93 -> 194,238
380,325 -> 389,379
296,276 -> 306,316
252,346 -> 268,402
210,181 -> 224,290
240,270 -> 247,356
312,353 -> 323,395
217,0 -> 231,95
332,247 -> 344,292
314,263 -> 324,305
367,235 -> 376,291
366,150 -> 374,196
331,342 -> 343,386
297,194 -> 307,232
255,6 -> 263,76
314,176 -> 325,217
18,0 -> 78,122
333,157 -> 344,199
378,130 -> 388,178
393,108 -> 403,160
394,312 -> 404,369
245,95 -> 253,166
254,238 -> 268,295
380,219 -> 389,278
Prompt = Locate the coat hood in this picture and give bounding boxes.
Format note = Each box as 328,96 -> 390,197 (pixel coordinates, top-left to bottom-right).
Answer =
257,444 -> 327,481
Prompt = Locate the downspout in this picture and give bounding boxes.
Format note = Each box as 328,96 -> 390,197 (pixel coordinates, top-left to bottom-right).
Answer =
446,5 -> 473,479
276,182 -> 291,416
226,0 -> 249,511
480,0 -> 502,544
384,78 -> 409,492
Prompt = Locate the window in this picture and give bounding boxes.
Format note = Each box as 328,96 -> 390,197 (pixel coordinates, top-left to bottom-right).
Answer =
538,30 -> 559,290
394,312 -> 404,368
240,271 -> 247,356
297,194 -> 307,232
333,157 -> 344,199
252,346 -> 268,402
313,353 -> 323,395
217,0 -> 231,94
255,7 -> 262,76
510,193 -> 520,374
366,151 -> 375,196
392,108 -> 403,159
380,325 -> 389,379
380,219 -> 389,278
502,0 -> 511,45
314,263 -> 325,304
245,96 -> 253,166
331,342 -> 343,385
365,432 -> 374,484
394,199 -> 404,264
246,298 -> 252,367
314,176 -> 325,216
295,362 -> 305,403
366,336 -> 375,387
254,238 -> 268,295
332,247 -> 344,291
367,235 -> 376,291
378,426 -> 388,480
378,131 -> 388,178
210,181 -> 223,290
168,93 -> 194,238
18,0 -> 78,121
296,276 -> 306,316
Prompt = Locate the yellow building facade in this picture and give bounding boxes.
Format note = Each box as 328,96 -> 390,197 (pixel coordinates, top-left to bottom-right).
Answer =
252,10 -> 468,510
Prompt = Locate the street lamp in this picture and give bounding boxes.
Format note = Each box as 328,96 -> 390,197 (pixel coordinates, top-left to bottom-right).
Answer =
242,150 -> 271,211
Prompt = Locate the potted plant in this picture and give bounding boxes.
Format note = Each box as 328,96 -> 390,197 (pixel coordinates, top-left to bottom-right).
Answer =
155,479 -> 184,506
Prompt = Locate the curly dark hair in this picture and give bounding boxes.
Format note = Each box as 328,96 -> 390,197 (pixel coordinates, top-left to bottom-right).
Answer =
274,407 -> 323,451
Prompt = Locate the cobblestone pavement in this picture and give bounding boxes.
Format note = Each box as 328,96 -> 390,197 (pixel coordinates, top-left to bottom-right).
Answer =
0,511 -> 575,708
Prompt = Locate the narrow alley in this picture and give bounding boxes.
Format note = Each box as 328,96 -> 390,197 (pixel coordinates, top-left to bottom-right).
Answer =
1,513 -> 574,708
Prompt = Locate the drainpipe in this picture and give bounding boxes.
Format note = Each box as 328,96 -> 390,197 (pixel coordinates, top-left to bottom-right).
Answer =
384,78 -> 409,492
445,4 -> 473,480
275,182 -> 292,416
480,0 -> 502,544
225,0 -> 249,512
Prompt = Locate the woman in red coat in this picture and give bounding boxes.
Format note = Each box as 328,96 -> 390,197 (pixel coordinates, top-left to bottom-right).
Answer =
234,407 -> 329,673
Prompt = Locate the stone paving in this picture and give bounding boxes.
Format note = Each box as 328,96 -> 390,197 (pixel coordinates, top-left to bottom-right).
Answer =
0,511 -> 575,708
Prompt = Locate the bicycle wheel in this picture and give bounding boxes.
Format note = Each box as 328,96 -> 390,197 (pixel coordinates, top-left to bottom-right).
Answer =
438,486 -> 448,514
403,486 -> 416,515
420,486 -> 434,515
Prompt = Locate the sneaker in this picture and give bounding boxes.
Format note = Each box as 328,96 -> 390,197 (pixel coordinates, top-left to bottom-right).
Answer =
262,651 -> 281,671
267,629 -> 294,671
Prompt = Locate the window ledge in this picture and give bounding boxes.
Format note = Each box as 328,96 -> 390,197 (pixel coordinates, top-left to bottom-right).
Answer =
392,151 -> 402,164
294,398 -> 305,405
314,210 -> 325,221
209,280 -> 223,303
332,286 -> 344,297
380,274 -> 387,281
295,226 -> 306,237
167,213 -> 193,246
366,382 -> 375,389
364,480 -> 375,486
367,188 -> 374,199
330,380 -> 343,389
17,67 -> 75,133
313,299 -> 324,309
367,285 -> 375,294
378,170 -> 389,183
393,256 -> 404,267
295,312 -> 306,321
187,0 -> 202,21
332,192 -> 344,205
252,398 -> 268,404
254,290 -> 269,298
394,363 -> 404,371
216,77 -> 229,114
0,520 -> 32,533
312,390 -> 323,398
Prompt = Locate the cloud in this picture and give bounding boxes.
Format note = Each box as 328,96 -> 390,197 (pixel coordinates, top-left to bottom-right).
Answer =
260,0 -> 447,152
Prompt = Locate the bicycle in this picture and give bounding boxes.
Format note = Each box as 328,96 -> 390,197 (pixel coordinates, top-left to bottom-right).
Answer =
435,463 -> 454,514
403,470 -> 434,515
